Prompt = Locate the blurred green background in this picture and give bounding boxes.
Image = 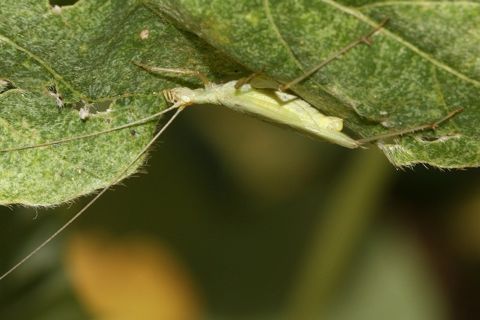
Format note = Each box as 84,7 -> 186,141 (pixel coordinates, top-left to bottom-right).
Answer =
1,102 -> 480,320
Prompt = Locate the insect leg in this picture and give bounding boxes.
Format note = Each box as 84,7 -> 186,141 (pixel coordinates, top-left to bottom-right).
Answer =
357,108 -> 463,145
133,61 -> 211,86
0,106 -> 185,281
234,69 -> 265,89
280,18 -> 388,91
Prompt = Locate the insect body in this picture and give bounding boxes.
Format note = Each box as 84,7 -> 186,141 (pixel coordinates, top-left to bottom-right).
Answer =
164,80 -> 359,148
47,84 -> 64,109
140,61 -> 460,149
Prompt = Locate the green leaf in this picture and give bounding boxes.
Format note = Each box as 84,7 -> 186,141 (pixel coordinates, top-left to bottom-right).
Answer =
0,0 -> 243,206
156,0 -> 480,168
1,0 -> 479,206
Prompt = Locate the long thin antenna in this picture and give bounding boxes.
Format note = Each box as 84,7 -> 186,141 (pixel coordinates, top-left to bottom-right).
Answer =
0,105 -> 179,153
0,106 -> 184,281
280,18 -> 389,91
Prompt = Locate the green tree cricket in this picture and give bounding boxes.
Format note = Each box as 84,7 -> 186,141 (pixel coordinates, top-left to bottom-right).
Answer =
0,19 -> 462,280
161,75 -> 359,148
135,65 -> 460,149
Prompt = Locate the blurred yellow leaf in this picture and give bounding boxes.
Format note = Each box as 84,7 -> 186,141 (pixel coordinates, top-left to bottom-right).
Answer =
64,231 -> 202,320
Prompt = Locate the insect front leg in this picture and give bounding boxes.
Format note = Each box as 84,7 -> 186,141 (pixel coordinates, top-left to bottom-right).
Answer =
133,61 -> 211,86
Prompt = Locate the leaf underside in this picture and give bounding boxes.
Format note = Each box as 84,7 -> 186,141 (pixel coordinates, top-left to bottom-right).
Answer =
1,0 -> 479,206
0,0 -> 244,206
158,0 -> 480,167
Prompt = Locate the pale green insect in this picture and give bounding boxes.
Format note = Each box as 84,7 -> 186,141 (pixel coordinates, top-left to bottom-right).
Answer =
0,19 -> 461,280
135,62 -> 460,150
162,76 -> 358,148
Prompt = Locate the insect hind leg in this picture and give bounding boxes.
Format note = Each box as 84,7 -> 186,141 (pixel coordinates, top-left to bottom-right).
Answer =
280,18 -> 389,91
357,108 -> 463,145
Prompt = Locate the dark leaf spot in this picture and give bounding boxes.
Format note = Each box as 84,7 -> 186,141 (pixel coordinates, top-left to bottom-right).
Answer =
0,79 -> 15,94
49,0 -> 79,6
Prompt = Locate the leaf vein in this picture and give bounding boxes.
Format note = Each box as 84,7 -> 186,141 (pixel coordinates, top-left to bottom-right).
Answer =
0,34 -> 86,98
357,1 -> 480,10
322,0 -> 480,88
431,65 -> 460,130
262,0 -> 304,71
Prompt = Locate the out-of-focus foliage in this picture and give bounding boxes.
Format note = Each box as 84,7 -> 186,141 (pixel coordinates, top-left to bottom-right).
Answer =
65,232 -> 202,320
